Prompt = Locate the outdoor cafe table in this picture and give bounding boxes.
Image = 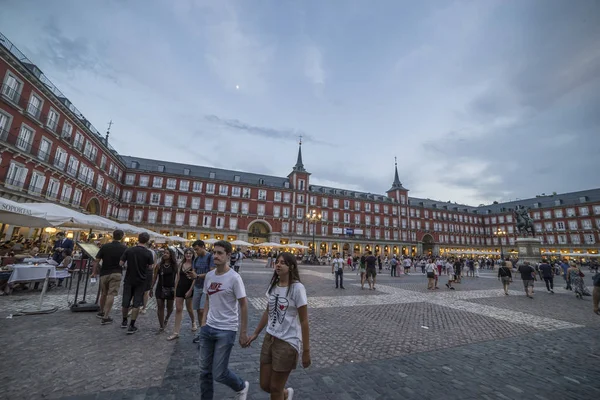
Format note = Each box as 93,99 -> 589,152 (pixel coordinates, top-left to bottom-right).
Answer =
8,264 -> 57,284
23,257 -> 57,265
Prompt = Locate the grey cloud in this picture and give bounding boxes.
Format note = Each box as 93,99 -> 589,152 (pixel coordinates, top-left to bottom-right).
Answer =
37,21 -> 118,83
426,0 -> 600,203
204,115 -> 332,146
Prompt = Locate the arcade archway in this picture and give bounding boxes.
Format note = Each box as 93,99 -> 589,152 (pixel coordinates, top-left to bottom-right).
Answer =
86,198 -> 101,215
247,220 -> 271,244
422,234 -> 435,256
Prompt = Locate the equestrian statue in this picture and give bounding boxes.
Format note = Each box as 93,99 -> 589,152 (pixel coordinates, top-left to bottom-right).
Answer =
514,205 -> 536,237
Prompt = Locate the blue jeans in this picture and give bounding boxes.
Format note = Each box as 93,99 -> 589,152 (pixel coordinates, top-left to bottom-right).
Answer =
199,325 -> 245,399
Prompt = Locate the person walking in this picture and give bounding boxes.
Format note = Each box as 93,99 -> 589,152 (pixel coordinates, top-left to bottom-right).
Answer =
403,257 -> 412,275
91,229 -> 127,325
199,240 -> 249,400
538,259 -> 555,294
365,251 -> 377,290
567,262 -> 591,299
390,255 -> 398,277
152,248 -> 177,332
331,252 -> 345,289
119,233 -> 155,334
359,254 -> 367,289
189,240 -> 215,344
378,254 -> 382,273
247,252 -> 311,400
168,248 -> 197,340
497,261 -> 512,295
518,261 -> 535,299
425,260 -> 436,290
445,260 -> 455,290
560,259 -> 572,290
231,249 -> 243,273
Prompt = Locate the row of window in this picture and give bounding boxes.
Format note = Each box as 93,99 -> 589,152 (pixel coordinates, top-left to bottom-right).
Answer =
1,71 -> 123,178
6,162 -> 83,206
123,178 -> 401,214
4,161 -> 122,213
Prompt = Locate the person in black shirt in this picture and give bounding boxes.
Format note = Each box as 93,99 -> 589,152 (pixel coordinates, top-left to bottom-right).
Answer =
92,229 -> 127,325
119,232 -> 155,334
538,259 -> 554,294
518,261 -> 536,298
365,251 -> 377,290
151,248 -> 177,333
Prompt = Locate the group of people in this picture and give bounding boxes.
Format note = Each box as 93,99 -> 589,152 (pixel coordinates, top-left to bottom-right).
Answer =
92,231 -> 310,400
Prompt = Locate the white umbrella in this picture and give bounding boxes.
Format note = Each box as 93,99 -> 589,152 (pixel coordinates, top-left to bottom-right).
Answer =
168,235 -> 188,243
231,239 -> 253,246
204,238 -> 218,244
287,243 -> 310,249
25,203 -> 115,230
0,197 -> 67,227
257,242 -> 283,248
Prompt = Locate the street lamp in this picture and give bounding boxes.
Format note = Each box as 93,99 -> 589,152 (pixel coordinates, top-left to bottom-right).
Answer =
494,228 -> 507,259
306,209 -> 322,257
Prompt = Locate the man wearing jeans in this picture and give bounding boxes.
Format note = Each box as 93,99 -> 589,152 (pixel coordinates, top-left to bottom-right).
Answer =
332,252 -> 345,289
189,240 -> 215,344
200,240 -> 249,400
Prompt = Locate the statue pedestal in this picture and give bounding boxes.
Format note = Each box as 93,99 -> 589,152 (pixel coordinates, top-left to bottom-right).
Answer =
515,237 -> 542,267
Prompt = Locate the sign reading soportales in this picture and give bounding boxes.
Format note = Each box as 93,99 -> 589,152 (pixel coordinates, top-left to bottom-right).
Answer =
1,203 -> 33,216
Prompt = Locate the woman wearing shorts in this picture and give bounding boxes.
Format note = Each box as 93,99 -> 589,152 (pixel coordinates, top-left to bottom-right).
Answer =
168,248 -> 197,340
247,252 -> 311,400
151,248 -> 176,332
359,255 -> 367,289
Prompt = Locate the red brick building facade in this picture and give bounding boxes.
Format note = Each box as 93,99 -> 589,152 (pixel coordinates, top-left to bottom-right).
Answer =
1,33 -> 599,258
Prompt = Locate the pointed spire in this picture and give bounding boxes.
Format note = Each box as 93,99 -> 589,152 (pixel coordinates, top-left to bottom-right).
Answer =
293,136 -> 306,172
389,156 -> 405,191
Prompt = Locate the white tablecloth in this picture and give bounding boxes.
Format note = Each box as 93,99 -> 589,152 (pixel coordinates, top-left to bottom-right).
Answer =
8,264 -> 57,283
23,257 -> 57,265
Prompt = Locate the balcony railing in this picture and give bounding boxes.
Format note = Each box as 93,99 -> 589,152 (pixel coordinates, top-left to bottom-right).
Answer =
0,83 -> 21,105
25,102 -> 42,120
5,177 -> 26,188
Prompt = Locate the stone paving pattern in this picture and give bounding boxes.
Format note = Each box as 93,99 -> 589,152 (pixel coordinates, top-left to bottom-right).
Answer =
1,260 -> 599,399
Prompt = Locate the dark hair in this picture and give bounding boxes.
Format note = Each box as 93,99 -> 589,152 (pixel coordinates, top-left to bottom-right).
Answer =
268,252 -> 301,297
138,232 -> 150,244
368,251 -> 372,255
213,240 -> 232,255
180,248 -> 195,269
57,232 -> 65,237
62,249 -> 72,256
192,240 -> 205,248
113,229 -> 124,241
160,248 -> 177,267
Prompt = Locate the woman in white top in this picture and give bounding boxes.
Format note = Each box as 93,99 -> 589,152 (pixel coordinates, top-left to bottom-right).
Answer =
247,252 -> 311,400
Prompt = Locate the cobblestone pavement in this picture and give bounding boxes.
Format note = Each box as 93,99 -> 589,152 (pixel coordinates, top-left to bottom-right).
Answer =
1,260 -> 599,399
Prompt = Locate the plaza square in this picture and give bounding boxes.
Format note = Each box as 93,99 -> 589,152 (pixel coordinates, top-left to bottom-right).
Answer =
1,2 -> 600,400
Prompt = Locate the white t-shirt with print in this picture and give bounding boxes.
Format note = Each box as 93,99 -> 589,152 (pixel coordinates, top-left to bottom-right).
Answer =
266,282 -> 308,353
332,258 -> 344,271
204,269 -> 247,332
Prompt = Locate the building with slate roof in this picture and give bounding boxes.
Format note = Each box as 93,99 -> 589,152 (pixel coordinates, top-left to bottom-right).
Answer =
1,31 -> 599,259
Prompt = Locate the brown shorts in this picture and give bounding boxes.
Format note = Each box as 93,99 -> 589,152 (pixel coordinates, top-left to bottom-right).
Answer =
100,273 -> 121,296
260,333 -> 298,372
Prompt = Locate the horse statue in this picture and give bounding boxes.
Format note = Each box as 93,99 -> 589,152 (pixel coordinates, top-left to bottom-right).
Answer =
514,206 -> 535,237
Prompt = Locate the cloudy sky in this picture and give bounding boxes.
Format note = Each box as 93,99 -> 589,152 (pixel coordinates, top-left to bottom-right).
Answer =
1,0 -> 599,206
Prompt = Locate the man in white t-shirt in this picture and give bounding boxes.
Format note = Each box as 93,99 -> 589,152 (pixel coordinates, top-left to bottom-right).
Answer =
331,252 -> 345,289
199,240 -> 249,400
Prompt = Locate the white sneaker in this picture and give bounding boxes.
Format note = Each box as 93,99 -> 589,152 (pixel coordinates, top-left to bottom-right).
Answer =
287,387 -> 294,400
234,381 -> 249,400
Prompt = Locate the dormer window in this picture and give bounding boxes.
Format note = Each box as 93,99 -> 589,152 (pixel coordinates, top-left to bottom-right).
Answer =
158,165 -> 165,173
284,182 -> 290,188
258,178 -> 265,185
234,175 -> 240,182
183,168 -> 190,176
209,172 -> 216,179
131,161 -> 139,168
